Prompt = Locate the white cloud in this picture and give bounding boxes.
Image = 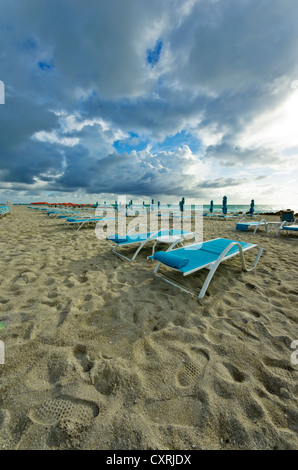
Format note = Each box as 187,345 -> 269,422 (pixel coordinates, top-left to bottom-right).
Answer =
33,130 -> 79,147
238,88 -> 298,151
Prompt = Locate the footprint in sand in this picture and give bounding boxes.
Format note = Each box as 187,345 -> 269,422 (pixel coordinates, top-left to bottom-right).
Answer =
0,409 -> 11,429
176,349 -> 209,388
29,397 -> 99,437
206,328 -> 223,345
222,362 -> 247,383
262,356 -> 295,383
72,344 -> 94,374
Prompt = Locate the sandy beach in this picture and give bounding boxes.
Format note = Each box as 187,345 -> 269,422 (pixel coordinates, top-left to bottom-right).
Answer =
0,205 -> 297,450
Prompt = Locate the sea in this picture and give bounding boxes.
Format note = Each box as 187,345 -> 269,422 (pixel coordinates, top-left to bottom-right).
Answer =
165,204 -> 284,214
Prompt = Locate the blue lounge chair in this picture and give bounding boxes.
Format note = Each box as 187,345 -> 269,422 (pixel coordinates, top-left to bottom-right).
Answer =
276,220 -> 298,236
203,212 -> 216,218
277,224 -> 298,236
234,217 -> 268,233
58,211 -> 83,218
148,237 -> 263,300
0,205 -> 11,217
217,213 -> 240,220
156,211 -> 194,219
108,226 -> 198,262
279,210 -> 295,223
275,210 -> 297,236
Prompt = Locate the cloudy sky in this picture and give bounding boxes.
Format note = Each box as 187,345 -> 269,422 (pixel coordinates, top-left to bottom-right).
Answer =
0,0 -> 298,207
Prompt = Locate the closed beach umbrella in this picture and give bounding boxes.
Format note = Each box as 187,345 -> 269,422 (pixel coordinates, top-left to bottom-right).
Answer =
222,196 -> 227,215
249,199 -> 255,215
179,197 -> 185,212
210,200 -> 213,213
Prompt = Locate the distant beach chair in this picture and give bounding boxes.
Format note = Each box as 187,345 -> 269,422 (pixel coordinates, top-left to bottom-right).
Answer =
156,211 -> 193,219
148,237 -> 263,300
280,210 -> 295,223
57,211 -> 84,218
0,204 -> 11,218
171,212 -> 194,219
47,210 -> 81,217
216,213 -> 240,220
234,217 -> 268,233
275,210 -> 298,236
108,226 -> 198,262
65,216 -> 116,231
276,224 -> 298,236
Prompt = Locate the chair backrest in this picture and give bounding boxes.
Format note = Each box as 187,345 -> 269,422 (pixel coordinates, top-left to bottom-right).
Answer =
280,210 -> 294,222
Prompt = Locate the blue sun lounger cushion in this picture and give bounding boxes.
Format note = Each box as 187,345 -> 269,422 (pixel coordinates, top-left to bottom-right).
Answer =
153,251 -> 189,269
282,225 -> 298,232
235,223 -> 249,231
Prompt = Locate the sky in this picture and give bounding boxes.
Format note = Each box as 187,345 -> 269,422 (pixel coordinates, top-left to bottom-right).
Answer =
0,0 -> 298,208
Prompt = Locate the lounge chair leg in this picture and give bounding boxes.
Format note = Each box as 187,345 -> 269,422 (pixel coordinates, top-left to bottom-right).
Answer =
131,242 -> 147,261
153,273 -> 197,298
112,240 -> 149,262
112,244 -> 132,262
77,222 -> 85,230
198,242 -> 263,299
165,239 -> 182,252
238,246 -> 263,271
198,267 -> 216,299
153,262 -> 161,274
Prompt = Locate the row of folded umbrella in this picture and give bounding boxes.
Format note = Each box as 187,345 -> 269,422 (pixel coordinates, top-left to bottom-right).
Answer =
30,198 -> 256,215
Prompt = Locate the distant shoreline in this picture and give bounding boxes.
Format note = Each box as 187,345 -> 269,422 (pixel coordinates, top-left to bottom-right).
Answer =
6,203 -> 297,216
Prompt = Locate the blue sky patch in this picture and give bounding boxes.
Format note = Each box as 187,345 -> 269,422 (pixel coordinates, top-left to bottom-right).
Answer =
114,132 -> 148,154
147,39 -> 162,66
151,131 -> 202,154
38,60 -> 54,71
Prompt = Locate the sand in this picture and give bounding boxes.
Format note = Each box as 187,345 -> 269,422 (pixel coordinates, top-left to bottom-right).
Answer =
0,206 -> 297,450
